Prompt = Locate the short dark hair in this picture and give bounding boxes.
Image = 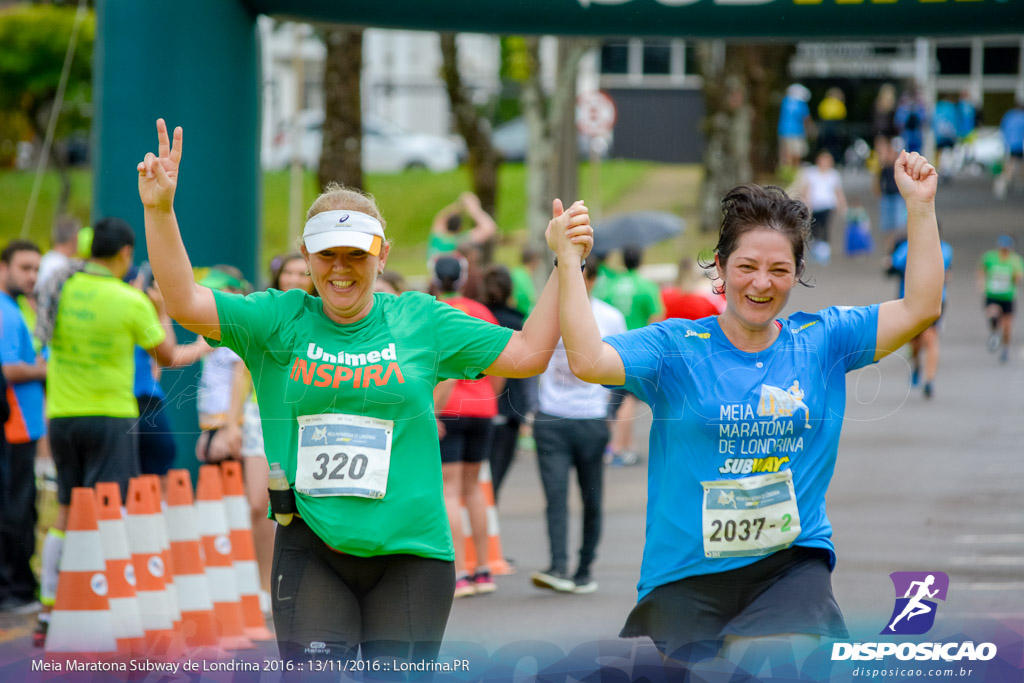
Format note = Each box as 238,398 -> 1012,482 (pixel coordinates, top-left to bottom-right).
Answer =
1,239 -> 41,264
482,264 -> 513,307
623,245 -> 642,270
446,214 -> 463,234
703,184 -> 812,290
432,255 -> 463,293
91,217 -> 135,259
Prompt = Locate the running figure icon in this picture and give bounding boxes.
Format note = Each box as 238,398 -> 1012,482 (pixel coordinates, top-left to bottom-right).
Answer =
887,574 -> 939,632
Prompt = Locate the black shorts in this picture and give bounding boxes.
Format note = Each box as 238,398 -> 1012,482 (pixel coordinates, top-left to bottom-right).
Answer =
272,517 -> 454,667
50,416 -> 140,505
620,546 -> 847,662
810,210 -> 832,243
437,416 -> 493,464
985,297 -> 1014,316
606,387 -> 630,419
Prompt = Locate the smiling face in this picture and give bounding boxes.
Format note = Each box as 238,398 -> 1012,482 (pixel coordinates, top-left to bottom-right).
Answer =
717,228 -> 798,336
302,242 -> 389,324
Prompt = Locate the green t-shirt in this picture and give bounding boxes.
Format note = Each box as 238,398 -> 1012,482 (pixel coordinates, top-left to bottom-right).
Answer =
427,232 -> 459,259
980,250 -> 1024,301
599,269 -> 665,330
590,263 -> 618,304
47,264 -> 166,418
211,288 -> 513,561
509,266 -> 537,316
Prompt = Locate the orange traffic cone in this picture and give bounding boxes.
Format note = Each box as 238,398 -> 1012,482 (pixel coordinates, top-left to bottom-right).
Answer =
165,470 -> 220,650
196,465 -> 253,650
125,476 -> 177,655
45,487 -> 117,658
463,461 -> 513,575
94,483 -> 145,655
220,461 -> 273,640
141,474 -> 182,632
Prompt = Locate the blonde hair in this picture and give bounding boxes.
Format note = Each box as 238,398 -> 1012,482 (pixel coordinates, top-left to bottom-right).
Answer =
306,183 -> 387,232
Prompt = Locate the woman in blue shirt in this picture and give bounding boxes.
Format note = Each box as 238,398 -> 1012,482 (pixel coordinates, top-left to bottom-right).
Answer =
549,151 -> 943,664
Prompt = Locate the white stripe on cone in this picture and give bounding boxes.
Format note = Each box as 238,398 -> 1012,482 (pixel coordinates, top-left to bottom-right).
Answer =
45,611 -> 117,653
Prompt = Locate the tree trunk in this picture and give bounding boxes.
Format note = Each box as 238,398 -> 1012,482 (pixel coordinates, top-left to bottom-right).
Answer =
439,32 -> 502,264
696,42 -> 794,232
522,37 -> 592,281
319,26 -> 364,191
742,44 -> 796,180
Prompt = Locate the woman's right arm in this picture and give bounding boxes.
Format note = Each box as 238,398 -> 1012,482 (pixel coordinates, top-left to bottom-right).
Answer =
138,119 -> 221,340
547,207 -> 626,386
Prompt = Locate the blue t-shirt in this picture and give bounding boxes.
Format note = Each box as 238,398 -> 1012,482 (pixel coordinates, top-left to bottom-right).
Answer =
956,100 -> 976,139
891,241 -> 953,300
0,291 -> 45,443
778,96 -> 809,137
133,345 -> 165,400
604,306 -> 878,600
933,101 -> 958,143
1001,108 -> 1024,152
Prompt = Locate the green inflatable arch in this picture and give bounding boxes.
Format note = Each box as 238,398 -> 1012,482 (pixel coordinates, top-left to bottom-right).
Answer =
92,0 -> 1019,462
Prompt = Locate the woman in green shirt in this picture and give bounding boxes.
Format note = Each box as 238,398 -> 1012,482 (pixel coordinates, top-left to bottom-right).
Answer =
137,119 -> 592,668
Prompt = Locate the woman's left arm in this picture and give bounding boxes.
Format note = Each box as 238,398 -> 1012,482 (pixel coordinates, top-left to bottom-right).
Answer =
874,151 -> 942,361
485,200 -> 593,378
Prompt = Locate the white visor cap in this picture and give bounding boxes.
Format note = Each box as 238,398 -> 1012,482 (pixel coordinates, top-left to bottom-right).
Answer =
303,210 -> 385,256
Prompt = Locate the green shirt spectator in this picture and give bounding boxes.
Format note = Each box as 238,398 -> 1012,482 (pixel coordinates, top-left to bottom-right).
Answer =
598,246 -> 665,330
47,262 -> 167,418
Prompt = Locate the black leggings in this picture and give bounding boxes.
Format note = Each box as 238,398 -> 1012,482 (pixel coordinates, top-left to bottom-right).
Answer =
272,517 -> 455,671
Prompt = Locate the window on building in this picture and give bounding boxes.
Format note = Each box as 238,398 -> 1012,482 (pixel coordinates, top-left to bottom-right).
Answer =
984,45 -> 1020,75
936,46 -> 971,76
600,39 -> 697,79
643,42 -> 672,75
601,43 -> 630,75
684,43 -> 697,76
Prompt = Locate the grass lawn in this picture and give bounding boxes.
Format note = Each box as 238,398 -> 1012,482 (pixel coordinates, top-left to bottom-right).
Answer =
1,159 -> 705,283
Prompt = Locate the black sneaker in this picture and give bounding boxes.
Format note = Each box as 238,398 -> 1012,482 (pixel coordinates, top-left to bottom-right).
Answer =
923,382 -> 933,400
530,568 -> 574,592
572,574 -> 598,594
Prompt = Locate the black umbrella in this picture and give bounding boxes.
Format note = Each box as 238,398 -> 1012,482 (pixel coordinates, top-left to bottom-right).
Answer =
593,211 -> 685,256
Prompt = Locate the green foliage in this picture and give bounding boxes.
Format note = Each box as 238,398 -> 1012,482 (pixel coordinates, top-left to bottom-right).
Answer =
0,4 -> 94,140
500,36 -> 532,83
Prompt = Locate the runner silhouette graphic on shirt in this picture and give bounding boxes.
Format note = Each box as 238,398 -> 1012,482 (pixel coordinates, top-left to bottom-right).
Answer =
888,574 -> 939,632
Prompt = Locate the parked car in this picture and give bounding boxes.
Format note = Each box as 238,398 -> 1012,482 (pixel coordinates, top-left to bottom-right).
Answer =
490,116 -> 609,162
265,110 -> 462,173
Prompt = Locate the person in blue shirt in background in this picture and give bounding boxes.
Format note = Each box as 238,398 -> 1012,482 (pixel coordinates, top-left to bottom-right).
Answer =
933,96 -> 959,180
0,240 -> 46,614
550,151 -> 943,667
895,90 -> 928,155
891,227 -> 954,399
995,99 -> 1024,199
778,84 -> 812,172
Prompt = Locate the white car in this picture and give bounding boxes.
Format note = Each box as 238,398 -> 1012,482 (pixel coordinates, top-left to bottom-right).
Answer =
265,111 -> 462,173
